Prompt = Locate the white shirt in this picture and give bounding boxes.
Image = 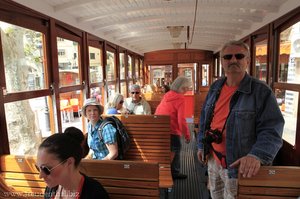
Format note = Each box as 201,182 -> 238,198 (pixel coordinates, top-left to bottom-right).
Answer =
123,97 -> 151,115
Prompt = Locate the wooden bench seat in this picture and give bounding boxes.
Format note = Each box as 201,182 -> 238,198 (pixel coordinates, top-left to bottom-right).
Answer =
115,115 -> 173,194
238,166 -> 300,199
0,155 -> 160,199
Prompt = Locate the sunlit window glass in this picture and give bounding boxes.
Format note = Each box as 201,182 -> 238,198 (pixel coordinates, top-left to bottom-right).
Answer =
140,59 -> 143,78
106,51 -> 115,81
5,97 -> 53,155
128,55 -> 132,78
107,84 -> 116,100
201,64 -> 209,86
90,87 -> 104,106
59,91 -> 83,132
135,58 -> 139,78
120,53 -> 125,80
0,21 -> 47,93
279,21 -> 300,84
57,37 -> 80,87
254,40 -> 267,82
89,46 -> 103,83
275,89 -> 297,146
120,82 -> 127,97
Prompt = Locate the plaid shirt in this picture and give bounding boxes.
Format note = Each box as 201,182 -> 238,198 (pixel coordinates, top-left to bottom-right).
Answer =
87,119 -> 117,159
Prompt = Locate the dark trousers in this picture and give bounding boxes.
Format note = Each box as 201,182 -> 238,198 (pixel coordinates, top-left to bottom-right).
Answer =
171,134 -> 181,176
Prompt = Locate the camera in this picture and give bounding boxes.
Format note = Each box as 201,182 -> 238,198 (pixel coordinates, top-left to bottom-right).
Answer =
202,129 -> 222,145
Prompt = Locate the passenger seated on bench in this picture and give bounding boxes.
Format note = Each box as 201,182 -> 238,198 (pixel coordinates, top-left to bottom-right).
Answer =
36,128 -> 110,199
82,98 -> 118,160
105,93 -> 124,114
155,76 -> 191,180
123,84 -> 151,115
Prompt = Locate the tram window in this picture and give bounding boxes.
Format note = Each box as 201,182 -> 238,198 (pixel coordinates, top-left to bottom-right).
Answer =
4,97 -> 52,155
128,55 -> 133,78
90,87 -> 104,107
89,46 -> 103,83
119,53 -> 125,80
178,63 -> 195,93
107,84 -> 116,100
128,81 -> 133,90
135,58 -> 139,78
59,91 -> 83,132
120,82 -> 127,97
201,64 -> 209,86
254,40 -> 267,82
275,89 -> 297,146
0,21 -> 47,93
106,51 -> 116,81
57,37 -> 80,87
279,21 -> 300,84
140,59 -> 144,78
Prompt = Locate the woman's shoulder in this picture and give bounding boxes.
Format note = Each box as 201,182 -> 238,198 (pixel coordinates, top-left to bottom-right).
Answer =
106,108 -> 118,114
82,175 -> 110,198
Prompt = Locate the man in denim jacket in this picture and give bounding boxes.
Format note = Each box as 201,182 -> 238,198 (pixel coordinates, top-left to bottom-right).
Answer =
197,40 -> 284,199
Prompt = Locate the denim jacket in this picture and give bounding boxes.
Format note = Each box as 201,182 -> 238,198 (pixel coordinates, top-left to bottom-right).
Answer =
197,73 -> 284,178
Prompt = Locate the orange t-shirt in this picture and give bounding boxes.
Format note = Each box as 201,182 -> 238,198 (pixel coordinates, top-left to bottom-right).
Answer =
211,83 -> 237,167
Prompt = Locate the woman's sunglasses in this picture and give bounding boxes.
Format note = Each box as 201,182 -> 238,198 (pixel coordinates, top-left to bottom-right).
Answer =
222,54 -> 246,60
35,159 -> 67,175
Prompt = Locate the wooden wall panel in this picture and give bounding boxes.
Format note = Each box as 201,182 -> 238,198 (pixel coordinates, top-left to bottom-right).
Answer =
144,49 -> 213,66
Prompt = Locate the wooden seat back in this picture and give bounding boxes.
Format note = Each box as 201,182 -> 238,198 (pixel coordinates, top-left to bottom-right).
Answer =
238,166 -> 300,199
147,100 -> 161,114
80,159 -> 159,199
0,155 -> 45,199
115,115 -> 171,164
194,88 -> 209,132
0,155 -> 160,199
143,93 -> 164,101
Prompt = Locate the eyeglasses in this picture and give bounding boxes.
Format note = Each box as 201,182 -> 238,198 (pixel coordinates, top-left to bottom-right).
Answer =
222,54 -> 246,60
35,159 -> 67,175
131,92 -> 140,94
119,100 -> 124,104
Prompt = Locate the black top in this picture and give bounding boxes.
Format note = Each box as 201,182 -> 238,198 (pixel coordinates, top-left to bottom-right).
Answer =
44,174 -> 110,199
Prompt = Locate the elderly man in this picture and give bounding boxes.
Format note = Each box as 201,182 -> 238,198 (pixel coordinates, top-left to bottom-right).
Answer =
197,40 -> 284,198
123,84 -> 151,115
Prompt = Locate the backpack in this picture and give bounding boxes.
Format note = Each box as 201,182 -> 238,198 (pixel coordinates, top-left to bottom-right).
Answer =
98,116 -> 130,160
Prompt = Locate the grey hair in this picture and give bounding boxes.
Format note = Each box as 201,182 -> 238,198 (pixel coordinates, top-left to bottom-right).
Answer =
170,76 -> 191,92
221,40 -> 250,57
130,84 -> 141,91
107,93 -> 124,108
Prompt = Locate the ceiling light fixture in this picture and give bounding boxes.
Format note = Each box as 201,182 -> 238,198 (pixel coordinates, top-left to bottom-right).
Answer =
167,26 -> 184,38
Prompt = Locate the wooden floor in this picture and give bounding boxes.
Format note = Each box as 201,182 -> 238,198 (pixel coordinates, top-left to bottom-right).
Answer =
164,124 -> 211,199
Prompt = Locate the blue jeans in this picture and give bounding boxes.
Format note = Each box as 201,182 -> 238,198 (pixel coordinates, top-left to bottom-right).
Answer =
171,134 -> 181,175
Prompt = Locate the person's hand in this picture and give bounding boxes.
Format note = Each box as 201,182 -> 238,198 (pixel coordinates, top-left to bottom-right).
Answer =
185,137 -> 190,144
230,155 -> 261,178
197,150 -> 208,164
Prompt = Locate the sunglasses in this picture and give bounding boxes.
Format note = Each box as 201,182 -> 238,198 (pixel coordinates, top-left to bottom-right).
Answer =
131,92 -> 140,94
119,100 -> 124,104
222,54 -> 246,60
35,159 -> 67,175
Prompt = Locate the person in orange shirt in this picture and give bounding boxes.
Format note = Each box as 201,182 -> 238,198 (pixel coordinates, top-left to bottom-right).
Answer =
197,40 -> 284,198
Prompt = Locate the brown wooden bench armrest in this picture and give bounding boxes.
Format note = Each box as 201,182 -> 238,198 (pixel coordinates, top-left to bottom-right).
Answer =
238,166 -> 300,199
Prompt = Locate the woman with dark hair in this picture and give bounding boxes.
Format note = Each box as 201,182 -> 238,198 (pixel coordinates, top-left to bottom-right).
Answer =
36,127 -> 110,199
